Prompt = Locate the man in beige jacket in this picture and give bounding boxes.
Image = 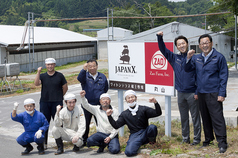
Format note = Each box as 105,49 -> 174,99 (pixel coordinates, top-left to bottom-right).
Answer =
80,90 -> 120,154
52,93 -> 85,155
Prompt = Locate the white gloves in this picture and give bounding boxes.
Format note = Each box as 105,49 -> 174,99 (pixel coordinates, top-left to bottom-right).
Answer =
35,130 -> 42,139
13,102 -> 19,110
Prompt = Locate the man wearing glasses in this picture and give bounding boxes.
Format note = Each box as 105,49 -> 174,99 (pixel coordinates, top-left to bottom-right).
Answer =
185,34 -> 228,153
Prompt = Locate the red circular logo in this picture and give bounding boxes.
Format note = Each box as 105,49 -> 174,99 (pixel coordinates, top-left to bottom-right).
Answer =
151,54 -> 166,69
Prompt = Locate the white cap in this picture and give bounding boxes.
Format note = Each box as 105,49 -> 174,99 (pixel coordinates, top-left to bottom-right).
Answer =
24,98 -> 35,105
124,90 -> 136,99
64,93 -> 76,101
100,93 -> 111,100
45,58 -> 56,64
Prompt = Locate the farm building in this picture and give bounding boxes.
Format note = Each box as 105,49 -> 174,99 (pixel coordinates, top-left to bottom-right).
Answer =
0,25 -> 97,72
97,27 -> 133,59
98,21 -> 234,61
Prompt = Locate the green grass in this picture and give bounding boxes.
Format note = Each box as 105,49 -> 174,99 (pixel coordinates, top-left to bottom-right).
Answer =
20,60 -> 87,75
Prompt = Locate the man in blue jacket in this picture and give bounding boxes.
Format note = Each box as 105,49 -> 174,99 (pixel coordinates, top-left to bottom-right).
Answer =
157,32 -> 201,146
11,98 -> 49,155
77,59 -> 108,145
185,34 -> 228,153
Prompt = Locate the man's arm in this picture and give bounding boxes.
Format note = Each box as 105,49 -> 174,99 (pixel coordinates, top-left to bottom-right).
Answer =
156,32 -> 175,62
218,55 -> 229,101
54,105 -> 63,127
108,109 -> 120,140
148,97 -> 162,117
34,67 -> 42,86
106,109 -> 126,129
80,90 -> 96,114
104,78 -> 109,93
77,63 -> 88,84
62,83 -> 68,96
39,114 -> 49,133
11,102 -> 19,118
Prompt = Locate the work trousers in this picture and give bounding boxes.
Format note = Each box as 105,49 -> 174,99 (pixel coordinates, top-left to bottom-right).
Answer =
177,92 -> 201,143
198,92 -> 227,148
87,132 -> 120,154
16,131 -> 45,146
40,101 -> 63,145
52,126 -> 83,147
125,124 -> 157,157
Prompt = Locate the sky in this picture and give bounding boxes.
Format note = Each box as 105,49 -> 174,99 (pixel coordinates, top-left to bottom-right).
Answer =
168,0 -> 186,2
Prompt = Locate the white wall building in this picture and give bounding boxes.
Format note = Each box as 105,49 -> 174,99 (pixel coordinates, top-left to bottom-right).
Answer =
0,25 -> 97,72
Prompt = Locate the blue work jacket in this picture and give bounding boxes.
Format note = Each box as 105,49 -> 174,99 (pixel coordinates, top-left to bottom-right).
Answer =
185,48 -> 228,97
157,35 -> 197,93
77,69 -> 108,105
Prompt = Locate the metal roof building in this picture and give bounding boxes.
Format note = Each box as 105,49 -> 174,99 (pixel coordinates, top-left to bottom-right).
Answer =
98,22 -> 233,61
97,27 -> 133,59
119,21 -> 234,61
0,25 -> 97,72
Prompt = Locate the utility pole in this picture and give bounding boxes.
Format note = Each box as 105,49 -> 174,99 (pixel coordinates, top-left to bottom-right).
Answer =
28,12 -> 35,73
235,15 -> 237,70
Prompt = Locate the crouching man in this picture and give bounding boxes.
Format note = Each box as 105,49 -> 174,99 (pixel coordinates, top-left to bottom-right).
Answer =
52,93 -> 86,155
11,98 -> 49,155
106,90 -> 162,157
80,90 -> 120,154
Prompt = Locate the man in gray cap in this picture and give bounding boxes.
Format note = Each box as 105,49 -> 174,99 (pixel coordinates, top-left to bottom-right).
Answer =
80,90 -> 120,154
34,58 -> 68,149
52,93 -> 85,155
11,98 -> 49,155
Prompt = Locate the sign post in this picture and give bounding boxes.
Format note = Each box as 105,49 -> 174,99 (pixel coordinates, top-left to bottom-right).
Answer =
118,90 -> 124,136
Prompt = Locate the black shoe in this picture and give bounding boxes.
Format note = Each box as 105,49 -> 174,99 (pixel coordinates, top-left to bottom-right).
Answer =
97,143 -> 107,153
219,147 -> 227,153
202,141 -> 214,147
21,144 -> 33,155
180,140 -> 190,144
55,138 -> 64,155
73,145 -> 80,152
190,142 -> 200,146
37,143 -> 45,155
83,142 -> 87,147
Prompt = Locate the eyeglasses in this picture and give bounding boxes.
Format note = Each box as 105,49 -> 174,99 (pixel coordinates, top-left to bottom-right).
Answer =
200,41 -> 211,46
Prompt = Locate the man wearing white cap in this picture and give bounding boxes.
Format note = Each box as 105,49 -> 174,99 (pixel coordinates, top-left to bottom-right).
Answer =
52,93 -> 85,155
34,58 -> 68,149
11,98 -> 49,155
80,90 -> 120,154
106,90 -> 162,157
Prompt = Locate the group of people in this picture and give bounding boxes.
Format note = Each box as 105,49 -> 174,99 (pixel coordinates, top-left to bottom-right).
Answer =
157,32 -> 228,153
11,58 -> 162,156
11,31 -> 228,156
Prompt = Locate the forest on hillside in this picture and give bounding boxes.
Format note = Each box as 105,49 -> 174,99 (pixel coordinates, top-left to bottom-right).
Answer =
0,0 -> 235,36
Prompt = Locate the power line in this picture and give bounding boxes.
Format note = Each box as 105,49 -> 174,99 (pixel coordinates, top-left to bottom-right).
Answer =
32,11 -> 231,22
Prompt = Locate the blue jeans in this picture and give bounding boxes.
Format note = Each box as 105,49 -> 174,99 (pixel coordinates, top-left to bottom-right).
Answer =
87,132 -> 120,154
125,124 -> 157,156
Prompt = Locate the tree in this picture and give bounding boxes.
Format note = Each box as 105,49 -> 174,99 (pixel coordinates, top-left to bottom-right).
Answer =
206,0 -> 236,37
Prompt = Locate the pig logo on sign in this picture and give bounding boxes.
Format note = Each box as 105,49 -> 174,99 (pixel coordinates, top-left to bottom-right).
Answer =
120,45 -> 130,64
